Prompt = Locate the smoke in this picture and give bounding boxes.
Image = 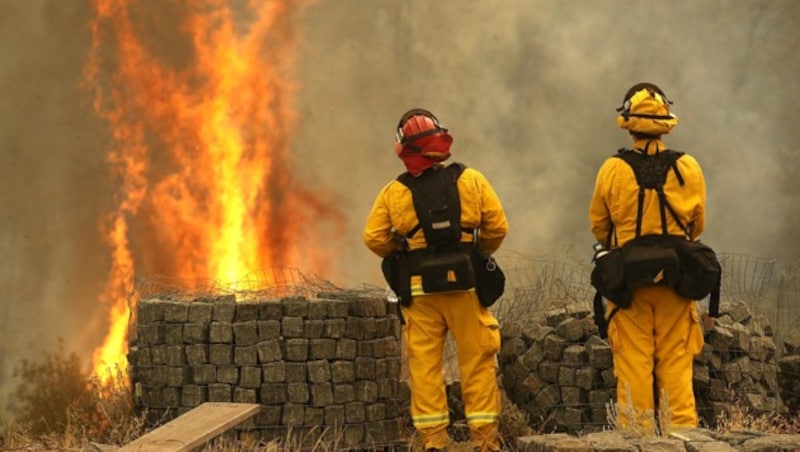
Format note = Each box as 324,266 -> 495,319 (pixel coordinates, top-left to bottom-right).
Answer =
1,0 -> 798,411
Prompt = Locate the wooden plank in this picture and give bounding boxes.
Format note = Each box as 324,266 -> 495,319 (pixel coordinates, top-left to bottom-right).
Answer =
119,402 -> 261,452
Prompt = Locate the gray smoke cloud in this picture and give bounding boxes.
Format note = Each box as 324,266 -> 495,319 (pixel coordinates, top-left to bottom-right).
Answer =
1,0 -> 798,413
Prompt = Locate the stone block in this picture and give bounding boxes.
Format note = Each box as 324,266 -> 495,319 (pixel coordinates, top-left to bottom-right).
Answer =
324,318 -> 346,338
163,301 -> 189,322
327,300 -> 350,318
183,323 -> 208,344
282,403 -> 305,426
235,302 -> 260,321
304,407 -> 324,427
217,365 -> 239,384
257,320 -> 281,340
587,343 -> 613,369
240,366 -> 261,388
260,383 -> 287,404
558,366 -> 576,386
212,302 -> 236,322
304,319 -> 324,339
310,338 -> 336,360
209,322 -> 233,343
191,365 -> 215,384
259,302 -> 283,320
233,321 -> 259,345
255,405 -> 282,426
158,323 -> 180,345
556,317 -> 585,342
234,345 -> 257,366
181,385 -> 207,407
331,360 -> 355,383
334,383 -> 355,403
562,344 -> 588,366
310,383 -> 334,406
355,380 -> 379,403
377,378 -> 397,399
307,299 -> 328,319
325,404 -> 345,426
138,299 -> 162,323
307,360 -> 332,383
286,362 -> 307,383
187,302 -> 213,323
281,316 -> 305,338
281,297 -> 308,317
262,362 -> 286,383
285,338 -> 309,362
336,338 -> 358,360
233,388 -> 257,403
345,401 -> 366,423
208,384 -> 232,402
543,334 -> 567,361
209,344 -> 232,365
287,383 -> 310,403
256,339 -> 283,363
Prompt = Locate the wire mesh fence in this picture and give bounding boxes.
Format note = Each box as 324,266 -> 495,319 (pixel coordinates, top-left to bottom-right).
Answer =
490,250 -> 594,325
717,252 -> 776,306
133,267 -> 341,302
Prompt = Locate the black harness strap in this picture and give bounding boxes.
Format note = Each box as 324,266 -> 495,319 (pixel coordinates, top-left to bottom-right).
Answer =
397,163 -> 474,246
594,148 -> 691,338
616,148 -> 688,239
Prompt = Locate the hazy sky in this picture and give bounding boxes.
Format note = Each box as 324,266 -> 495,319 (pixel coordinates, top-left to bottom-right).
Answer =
1,0 -> 798,406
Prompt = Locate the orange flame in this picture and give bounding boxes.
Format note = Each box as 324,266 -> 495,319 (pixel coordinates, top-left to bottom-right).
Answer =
85,0 -> 340,383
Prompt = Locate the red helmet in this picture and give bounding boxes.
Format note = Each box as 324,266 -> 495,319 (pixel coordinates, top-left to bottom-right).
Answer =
395,108 -> 448,151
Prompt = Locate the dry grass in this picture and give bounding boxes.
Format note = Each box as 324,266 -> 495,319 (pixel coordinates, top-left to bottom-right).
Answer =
713,397 -> 800,435
0,344 -> 147,451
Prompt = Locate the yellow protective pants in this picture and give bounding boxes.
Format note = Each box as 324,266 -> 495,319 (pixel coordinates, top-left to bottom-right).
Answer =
402,291 -> 502,451
606,285 -> 705,434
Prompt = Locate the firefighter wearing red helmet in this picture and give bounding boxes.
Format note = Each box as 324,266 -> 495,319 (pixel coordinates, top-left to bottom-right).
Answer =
364,109 -> 508,451
589,83 -> 711,434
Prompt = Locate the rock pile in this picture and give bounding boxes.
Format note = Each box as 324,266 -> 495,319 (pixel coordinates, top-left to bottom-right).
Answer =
498,304 -> 614,433
693,301 -> 785,424
777,327 -> 800,414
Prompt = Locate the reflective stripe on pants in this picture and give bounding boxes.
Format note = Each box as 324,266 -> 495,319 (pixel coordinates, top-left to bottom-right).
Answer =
402,290 -> 502,450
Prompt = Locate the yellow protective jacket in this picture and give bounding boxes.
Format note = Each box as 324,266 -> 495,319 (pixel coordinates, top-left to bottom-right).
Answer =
589,138 -> 706,248
364,163 -> 508,258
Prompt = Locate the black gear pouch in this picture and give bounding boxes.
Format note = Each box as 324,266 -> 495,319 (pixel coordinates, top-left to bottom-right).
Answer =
622,236 -> 681,290
382,252 -> 412,307
471,248 -> 505,308
419,250 -> 476,293
591,250 -> 628,306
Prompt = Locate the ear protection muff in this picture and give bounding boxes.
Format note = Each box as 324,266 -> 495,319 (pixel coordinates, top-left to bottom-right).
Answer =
395,108 -> 447,145
616,82 -> 674,120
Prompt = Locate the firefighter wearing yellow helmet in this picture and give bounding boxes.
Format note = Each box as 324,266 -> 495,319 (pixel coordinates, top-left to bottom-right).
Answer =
589,83 -> 710,433
363,109 -> 508,451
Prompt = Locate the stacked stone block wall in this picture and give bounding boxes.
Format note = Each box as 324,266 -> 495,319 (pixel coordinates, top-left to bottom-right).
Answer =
128,292 -> 404,449
497,300 -> 789,434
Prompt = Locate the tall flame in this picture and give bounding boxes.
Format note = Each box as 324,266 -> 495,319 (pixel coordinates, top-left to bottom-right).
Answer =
84,0 -> 341,382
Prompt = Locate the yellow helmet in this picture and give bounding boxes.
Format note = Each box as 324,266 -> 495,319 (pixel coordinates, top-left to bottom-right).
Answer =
616,82 -> 678,135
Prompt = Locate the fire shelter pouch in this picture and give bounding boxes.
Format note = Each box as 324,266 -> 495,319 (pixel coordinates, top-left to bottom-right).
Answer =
419,251 -> 476,294
622,236 -> 680,290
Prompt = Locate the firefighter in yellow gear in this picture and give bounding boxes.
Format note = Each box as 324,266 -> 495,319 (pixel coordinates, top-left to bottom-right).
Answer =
589,83 -> 709,433
364,108 -> 508,451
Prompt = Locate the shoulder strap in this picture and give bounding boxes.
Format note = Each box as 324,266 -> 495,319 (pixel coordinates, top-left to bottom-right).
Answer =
614,149 -> 689,238
396,163 -> 472,248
